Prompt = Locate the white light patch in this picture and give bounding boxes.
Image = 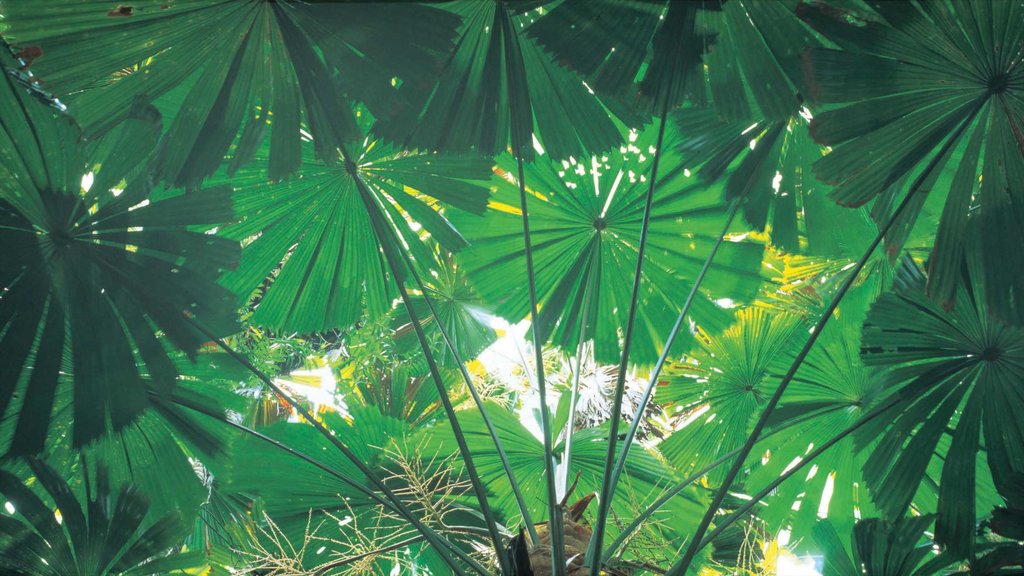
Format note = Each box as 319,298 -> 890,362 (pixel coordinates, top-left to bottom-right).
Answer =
600,170 -> 624,218
4,502 -> 14,514
776,550 -> 823,576
128,199 -> 150,211
81,172 -> 94,192
817,472 -> 836,519
532,133 -> 546,156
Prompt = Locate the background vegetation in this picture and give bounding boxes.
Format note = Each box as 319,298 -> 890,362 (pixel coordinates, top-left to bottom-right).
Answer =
0,1 -> 1022,575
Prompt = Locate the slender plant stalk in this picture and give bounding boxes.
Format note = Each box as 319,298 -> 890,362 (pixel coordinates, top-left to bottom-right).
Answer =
668,99 -> 985,576
604,196 -> 742,503
587,48 -> 684,574
692,399 -> 898,553
184,318 -> 484,576
341,149 -> 513,575
604,404 -> 847,559
562,269 -> 596,494
391,250 -> 538,545
187,399 -> 402,509
498,10 -> 566,574
512,151 -> 566,572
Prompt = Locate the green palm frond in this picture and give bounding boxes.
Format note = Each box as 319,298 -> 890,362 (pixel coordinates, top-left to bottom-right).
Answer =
217,136 -> 490,333
799,0 -> 1024,324
813,515 -> 957,576
660,308 -> 800,484
745,285 -> 890,542
454,125 -> 766,365
377,1 -> 622,161
392,253 -> 498,371
660,281 -> 916,545
0,51 -> 238,453
860,259 -> 1024,558
528,0 -> 708,117
0,1 -> 460,185
0,460 -> 201,576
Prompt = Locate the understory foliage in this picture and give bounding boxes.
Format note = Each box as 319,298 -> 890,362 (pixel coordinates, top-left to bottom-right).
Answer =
0,1 -> 1022,575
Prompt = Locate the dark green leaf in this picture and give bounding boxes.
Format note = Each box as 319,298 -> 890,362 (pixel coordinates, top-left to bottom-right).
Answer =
799,0 -> 1024,324
0,49 -> 239,452
1,1 -> 461,184
860,259 -> 1024,557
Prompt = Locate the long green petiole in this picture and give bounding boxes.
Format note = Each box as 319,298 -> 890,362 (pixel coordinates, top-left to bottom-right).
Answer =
342,147 -> 513,575
562,268 -> 596,495
587,41 -> 687,573
604,404 -> 848,560
602,196 -> 742,510
512,148 -> 566,574
499,9 -> 566,573
387,224 -> 538,544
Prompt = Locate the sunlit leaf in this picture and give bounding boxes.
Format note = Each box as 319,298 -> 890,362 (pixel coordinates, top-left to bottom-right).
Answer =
454,126 -> 766,365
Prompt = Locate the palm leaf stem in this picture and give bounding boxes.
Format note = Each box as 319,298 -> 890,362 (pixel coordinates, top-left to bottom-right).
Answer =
388,234 -> 539,545
189,401 -> 399,509
605,404 -> 848,560
604,196 -> 742,507
340,147 -> 512,575
693,397 -> 900,553
513,152 -> 566,575
563,270 -> 596,495
667,98 -> 987,576
185,318 -> 484,576
588,48 -> 684,576
500,16 -> 567,575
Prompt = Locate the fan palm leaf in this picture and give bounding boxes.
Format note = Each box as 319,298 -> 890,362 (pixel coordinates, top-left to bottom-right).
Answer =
454,126 -> 766,366
377,0 -> 621,161
0,51 -> 239,454
660,308 -> 801,484
392,254 -> 498,371
528,0 -> 709,117
744,285 -> 890,541
0,460 -> 200,576
859,258 -> 1024,558
216,136 -> 490,333
799,0 -> 1024,325
0,0 -> 460,185
813,515 -> 957,576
